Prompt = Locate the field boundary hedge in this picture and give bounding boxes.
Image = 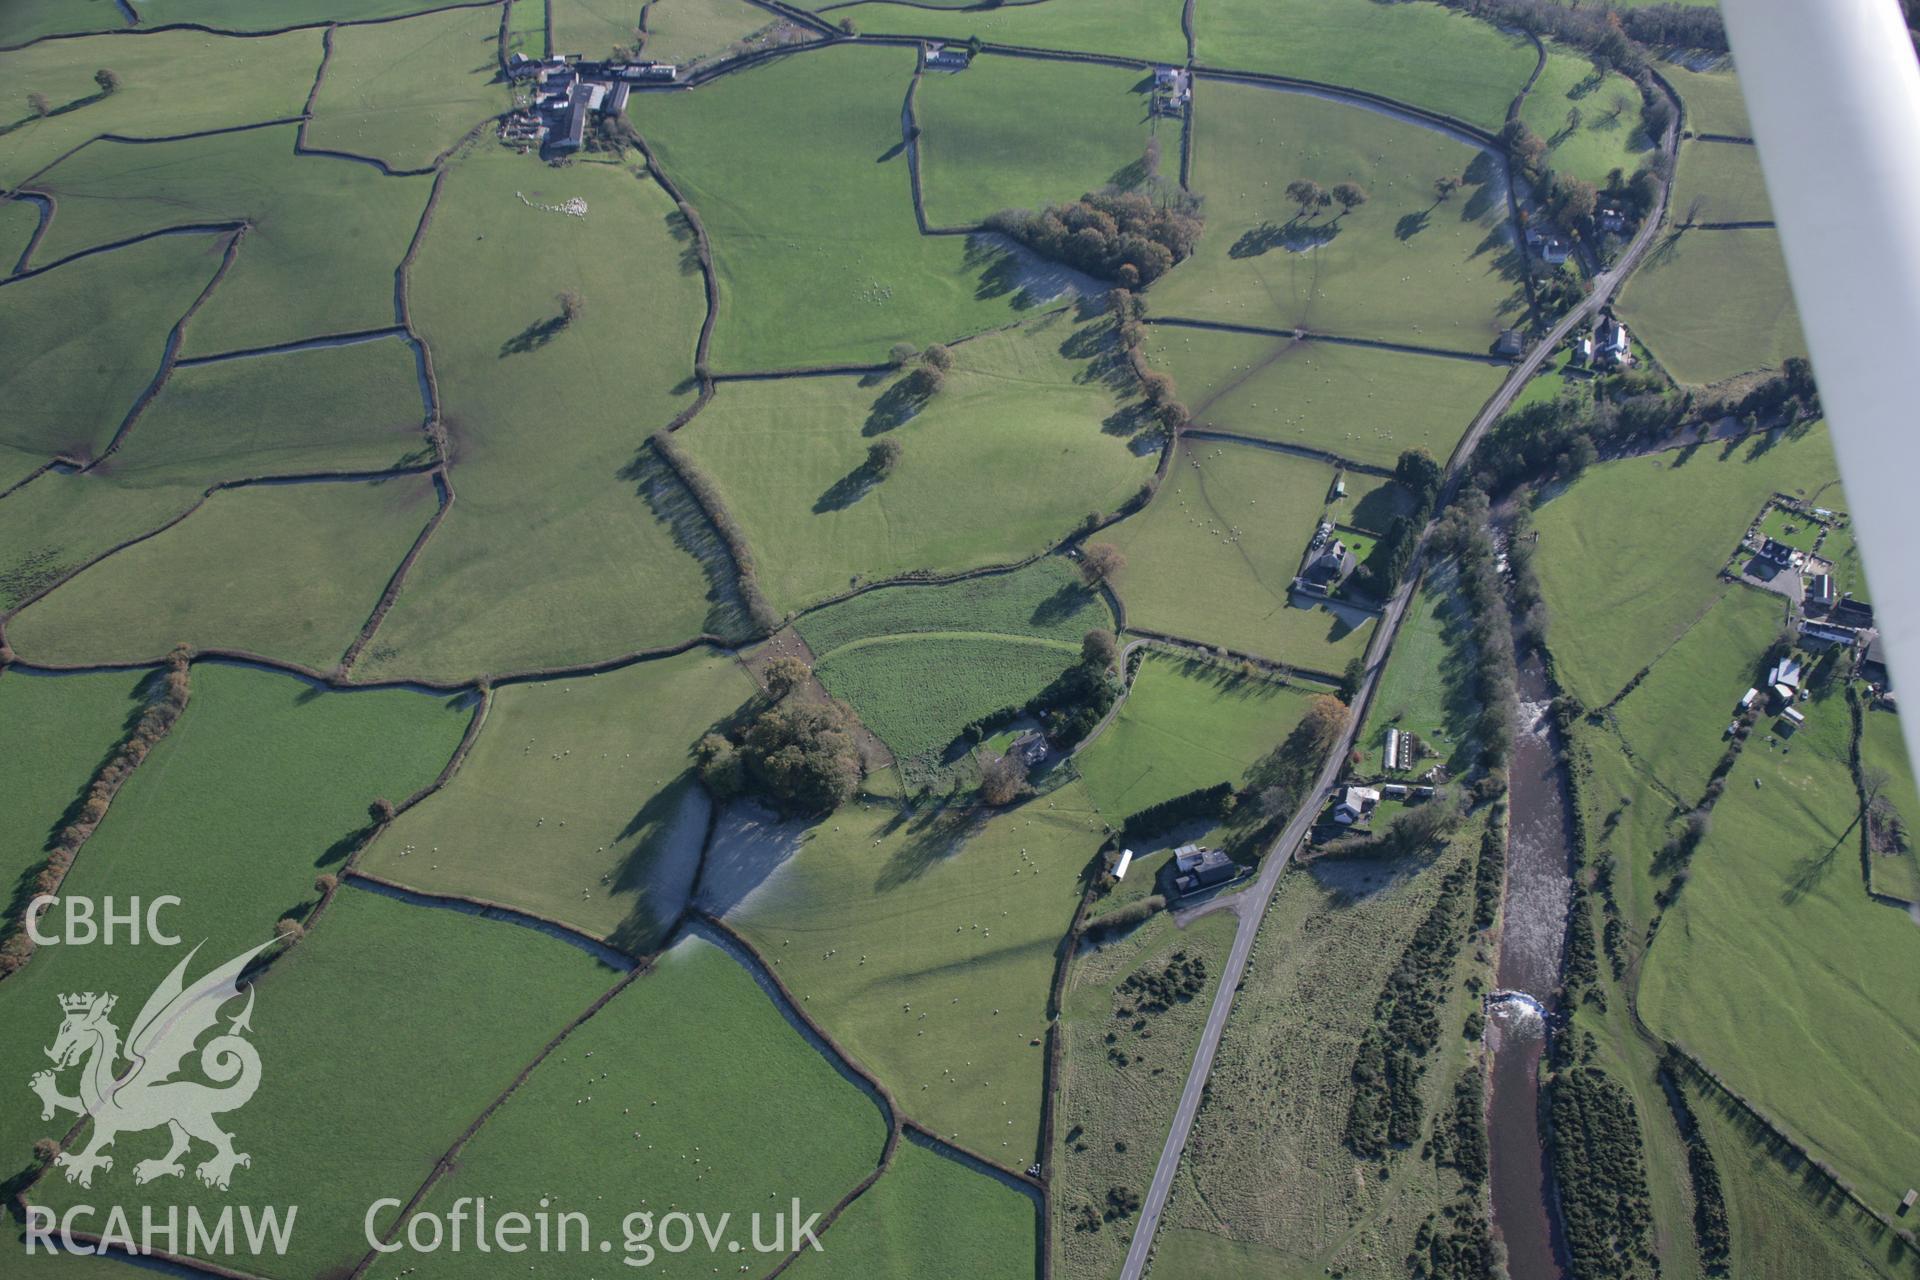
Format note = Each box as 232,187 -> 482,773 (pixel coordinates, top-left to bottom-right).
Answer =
296,25 -> 502,178
6,190 -> 53,274
901,60 -> 991,238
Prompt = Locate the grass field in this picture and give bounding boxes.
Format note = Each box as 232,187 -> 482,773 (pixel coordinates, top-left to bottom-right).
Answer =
400,932 -> 890,1279
1662,59 -> 1752,138
634,44 -> 1098,369
0,663 -> 470,1192
552,0 -> 643,57
641,0 -> 781,65
1671,139 -> 1774,225
368,649 -> 755,950
26,886 -> 621,1279
0,30 -> 322,190
822,0 -> 1188,66
135,0 -> 470,28
1532,424 -> 1840,707
1859,705 -> 1920,904
1146,326 -> 1504,467
7,473 -> 437,670
1818,520 -> 1874,605
1609,584 -> 1783,800
1105,438 -> 1377,669
1638,705 -> 1920,1214
724,784 -> 1107,1159
786,1137 -> 1039,1280
915,55 -> 1153,228
305,5 -> 507,171
1151,79 -> 1521,349
0,668 -> 147,871
351,145 -> 739,681
676,311 -> 1155,612
1161,835 -> 1482,1272
1520,46 -> 1651,187
1357,559 -> 1477,775
1,193 -> 45,267
1197,0 -> 1537,132
0,470 -> 209,612
0,0 -> 127,43
1076,653 -> 1311,820
1617,227 -> 1808,385
1052,908 -> 1237,1280
795,557 -> 1110,657
1,234 -> 227,465
27,126 -> 434,356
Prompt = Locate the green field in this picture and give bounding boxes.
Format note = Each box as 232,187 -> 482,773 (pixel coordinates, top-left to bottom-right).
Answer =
821,0 -> 1188,66
0,668 -> 147,870
0,0 -> 127,43
27,126 -> 434,356
1859,705 -> 1920,904
1151,79 -> 1521,349
1076,652 -> 1311,820
1520,46 -> 1651,187
26,886 -> 621,1279
368,649 -> 755,950
633,44 -> 1092,370
552,0 -> 643,57
1618,227 -> 1808,385
677,311 -> 1156,612
1105,438 -> 1377,669
786,1137 -> 1040,1280
795,557 -> 1110,657
8,474 -> 437,670
915,55 -> 1153,228
352,145 -> 740,681
1197,0 -> 1536,132
401,932 -> 890,1279
135,0 -> 471,28
0,30 -> 322,190
725,784 -> 1105,1159
1671,139 -> 1774,225
305,5 -> 507,171
0,469 -> 209,612
1818,520 -> 1874,605
1758,502 -> 1823,554
1663,59 -> 1753,138
1639,703 -> 1920,1214
1,234 -> 227,465
1146,326 -> 1504,467
1532,424 -> 1840,707
1053,908 -> 1237,1280
642,0 -> 782,65
0,663 -> 470,1192
1357,558 -> 1476,774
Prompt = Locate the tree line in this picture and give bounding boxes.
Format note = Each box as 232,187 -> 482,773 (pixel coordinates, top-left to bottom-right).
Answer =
1431,491 -> 1519,789
1547,1048 -> 1660,1280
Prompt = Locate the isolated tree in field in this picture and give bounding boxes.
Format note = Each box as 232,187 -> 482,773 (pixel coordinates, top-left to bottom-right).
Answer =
979,752 -> 1028,806
888,341 -> 918,368
273,918 -> 305,948
1433,175 -> 1462,203
1608,92 -> 1632,122
1078,542 -> 1125,587
866,437 -> 903,477
763,655 -> 812,699
32,1138 -> 60,1166
368,797 -> 396,824
557,288 -> 585,326
314,873 -> 339,895
907,362 -> 945,398
1285,179 -> 1325,219
1082,628 -> 1119,670
1332,182 -> 1369,214
27,92 -> 50,117
921,343 -> 954,373
93,68 -> 119,96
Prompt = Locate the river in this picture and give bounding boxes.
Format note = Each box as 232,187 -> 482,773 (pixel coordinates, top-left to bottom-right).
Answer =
1486,650 -> 1574,1279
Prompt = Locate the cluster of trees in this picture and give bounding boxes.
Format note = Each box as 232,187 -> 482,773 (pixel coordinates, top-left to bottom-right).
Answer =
1244,694 -> 1350,829
987,189 -> 1204,288
1660,1051 -> 1732,1273
696,670 -> 862,815
1445,0 -> 1724,66
1467,367 -> 1684,498
1344,860 -> 1471,1157
1118,781 -> 1234,841
1429,1063 -> 1490,1184
978,750 -> 1027,806
1407,1195 -> 1500,1280
1548,1060 -> 1660,1280
1115,948 -> 1208,1015
1471,806 -> 1505,932
1283,178 -> 1369,219
1432,491 -> 1519,779
1355,447 -> 1444,599
1716,355 -> 1820,427
0,647 -> 191,975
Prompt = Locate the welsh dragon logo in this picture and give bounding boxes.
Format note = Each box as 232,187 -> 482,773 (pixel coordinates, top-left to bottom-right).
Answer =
30,940 -> 272,1191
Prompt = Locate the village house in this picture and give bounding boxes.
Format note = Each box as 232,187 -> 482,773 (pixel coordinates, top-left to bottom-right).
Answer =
1594,317 -> 1632,368
1757,536 -> 1804,570
924,42 -> 970,70
1598,205 -> 1628,232
1295,538 -> 1355,597
1172,844 -> 1236,896
1799,619 -> 1859,647
1007,730 -> 1049,768
1152,65 -> 1191,115
1331,785 -> 1380,826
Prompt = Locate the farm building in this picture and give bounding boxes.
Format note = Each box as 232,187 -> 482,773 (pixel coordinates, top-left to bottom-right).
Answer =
1494,329 -> 1524,358
1782,706 -> 1807,728
1800,620 -> 1858,647
1007,730 -> 1049,768
1113,848 -> 1134,881
1833,597 -> 1875,629
925,43 -> 970,70
1805,571 -> 1836,610
1332,785 -> 1380,826
1172,844 -> 1235,896
1861,635 -> 1892,687
1739,687 -> 1759,711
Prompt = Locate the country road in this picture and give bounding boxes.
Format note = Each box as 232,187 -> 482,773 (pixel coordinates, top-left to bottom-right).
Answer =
1115,96 -> 1681,1280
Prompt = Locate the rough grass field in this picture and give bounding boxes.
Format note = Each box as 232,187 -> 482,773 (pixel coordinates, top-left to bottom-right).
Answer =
1145,326 -> 1504,467
1617,227 -> 1808,385
26,886 -> 621,1280
1662,59 -> 1752,138
677,312 -> 1155,612
794,557 -> 1110,657
640,0 -> 782,65
305,5 -> 507,171
367,650 -> 755,951
915,55 -> 1153,229
352,145 -> 740,681
1532,424 -> 1840,707
27,126 -> 433,355
1053,909 -> 1237,1280
1151,80 -> 1520,349
1105,438 -> 1377,669
723,785 -> 1106,1160
1519,47 -> 1651,187
0,30 -> 322,190
8,474 -> 437,670
785,1137 -> 1040,1280
1076,653 -> 1310,820
0,235 -> 227,465
1357,559 -> 1476,774
633,44 -> 1091,369
1197,0 -> 1537,132
1638,708 -> 1920,1214
0,663 -> 470,1193
401,932 -> 890,1279
0,668 -> 147,870
1859,705 -> 1920,904
1671,139 -> 1774,225
820,0 -> 1188,66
